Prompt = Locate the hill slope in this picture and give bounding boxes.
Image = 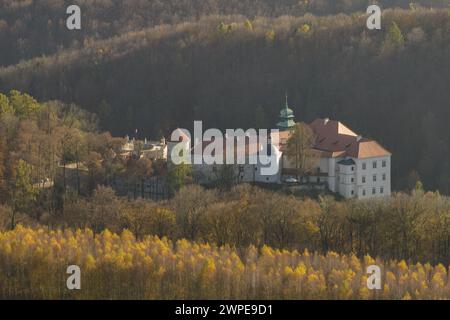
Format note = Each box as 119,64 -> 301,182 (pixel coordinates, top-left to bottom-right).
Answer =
0,0 -> 448,66
1,9 -> 449,192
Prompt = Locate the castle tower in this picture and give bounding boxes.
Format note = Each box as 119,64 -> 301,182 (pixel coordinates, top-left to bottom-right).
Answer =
276,94 -> 296,131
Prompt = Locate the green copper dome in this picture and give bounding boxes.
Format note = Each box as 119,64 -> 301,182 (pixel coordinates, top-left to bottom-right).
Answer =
279,104 -> 295,118
277,96 -> 296,130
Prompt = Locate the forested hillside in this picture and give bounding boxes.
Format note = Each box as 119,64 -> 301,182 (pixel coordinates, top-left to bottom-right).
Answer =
1,7 -> 449,193
0,0 -> 447,66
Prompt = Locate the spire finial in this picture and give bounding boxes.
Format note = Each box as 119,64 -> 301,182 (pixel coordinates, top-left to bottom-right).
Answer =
285,91 -> 288,109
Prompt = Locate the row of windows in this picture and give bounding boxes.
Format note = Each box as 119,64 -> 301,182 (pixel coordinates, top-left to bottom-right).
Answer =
347,173 -> 387,184
352,187 -> 385,196
362,173 -> 387,183
361,160 -> 387,170
362,187 -> 384,196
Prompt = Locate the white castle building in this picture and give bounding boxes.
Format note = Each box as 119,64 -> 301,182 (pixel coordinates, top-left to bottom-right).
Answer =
306,118 -> 391,199
168,99 -> 391,199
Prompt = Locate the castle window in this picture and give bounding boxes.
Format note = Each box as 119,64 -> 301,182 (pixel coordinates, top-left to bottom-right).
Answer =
373,161 -> 377,169
382,160 -> 387,168
382,173 -> 386,181
362,162 -> 367,170
372,188 -> 376,195
351,166 -> 354,171
380,187 -> 384,194
351,178 -> 354,183
362,176 -> 366,183
373,175 -> 377,182
351,190 -> 354,195
363,189 -> 366,196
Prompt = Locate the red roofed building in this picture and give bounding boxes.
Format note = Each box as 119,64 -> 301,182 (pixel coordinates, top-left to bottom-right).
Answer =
166,99 -> 391,199
301,118 -> 391,198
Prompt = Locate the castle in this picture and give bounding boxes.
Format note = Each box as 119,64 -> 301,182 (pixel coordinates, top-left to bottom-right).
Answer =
306,118 -> 391,198
164,99 -> 392,199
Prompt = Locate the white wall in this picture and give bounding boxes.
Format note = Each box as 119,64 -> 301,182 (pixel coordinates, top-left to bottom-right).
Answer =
355,156 -> 391,199
192,144 -> 282,185
337,162 -> 357,198
327,158 -> 337,192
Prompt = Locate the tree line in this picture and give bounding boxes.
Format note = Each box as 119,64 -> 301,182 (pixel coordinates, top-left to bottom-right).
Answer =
1,225 -> 450,299
2,181 -> 450,265
0,90 -> 166,228
1,1 -> 448,66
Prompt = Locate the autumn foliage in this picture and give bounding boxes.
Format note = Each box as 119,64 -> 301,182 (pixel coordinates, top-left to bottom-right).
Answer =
0,225 -> 449,300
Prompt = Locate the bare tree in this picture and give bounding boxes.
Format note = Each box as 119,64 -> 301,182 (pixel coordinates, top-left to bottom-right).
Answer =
285,122 -> 319,183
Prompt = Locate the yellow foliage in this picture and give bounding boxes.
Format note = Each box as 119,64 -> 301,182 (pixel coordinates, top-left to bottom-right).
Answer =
364,254 -> 375,266
0,226 -> 448,300
398,260 -> 408,271
294,263 -> 307,277
85,254 -> 96,269
402,292 -> 412,300
265,30 -> 276,42
298,23 -> 311,35
386,271 -> 397,282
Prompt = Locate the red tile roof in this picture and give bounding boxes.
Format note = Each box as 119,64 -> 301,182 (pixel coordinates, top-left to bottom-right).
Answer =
170,117 -> 391,161
309,119 -> 391,159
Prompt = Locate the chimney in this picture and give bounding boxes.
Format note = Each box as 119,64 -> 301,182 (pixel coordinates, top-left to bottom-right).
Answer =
324,118 -> 330,125
357,135 -> 362,142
